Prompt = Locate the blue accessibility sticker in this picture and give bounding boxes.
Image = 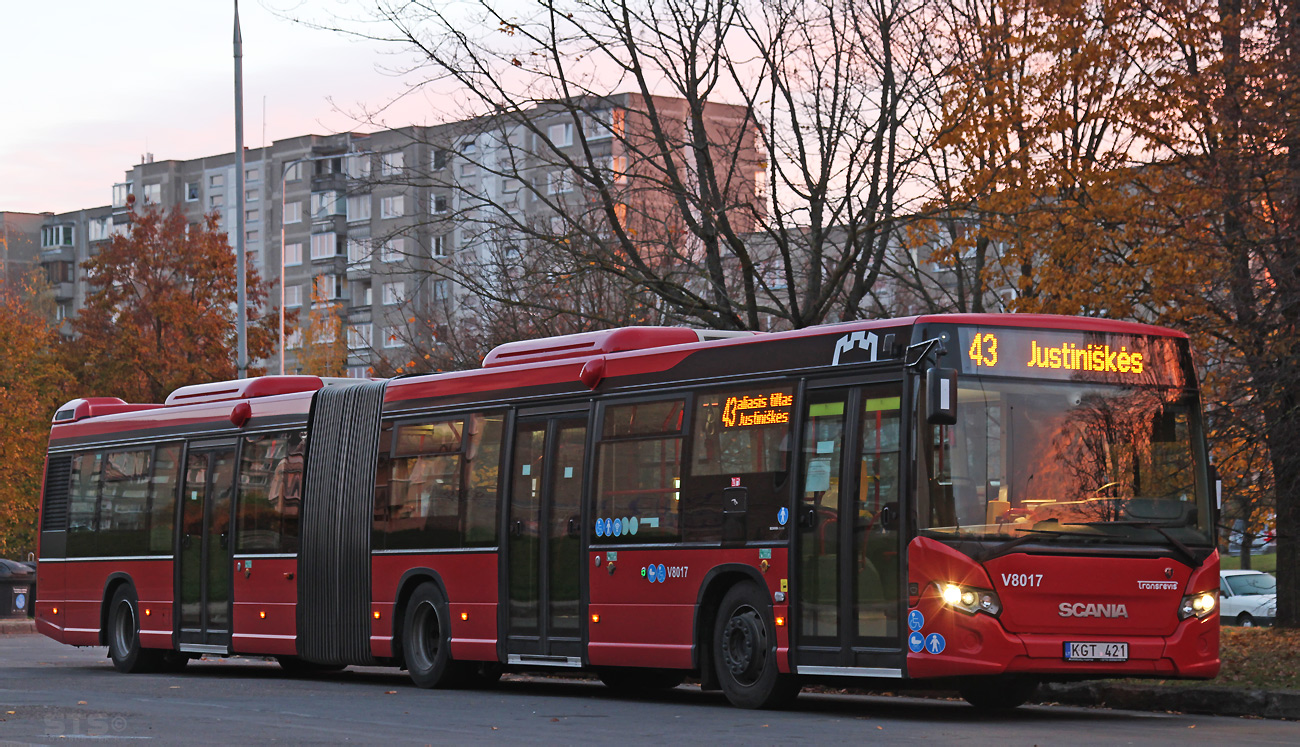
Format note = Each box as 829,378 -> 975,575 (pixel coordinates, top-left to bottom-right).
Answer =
613,518 -> 623,536
604,518 -> 613,536
924,632 -> 946,654
647,564 -> 658,583
595,519 -> 605,537
908,631 -> 925,653
777,507 -> 789,526
908,609 -> 925,632
656,564 -> 666,583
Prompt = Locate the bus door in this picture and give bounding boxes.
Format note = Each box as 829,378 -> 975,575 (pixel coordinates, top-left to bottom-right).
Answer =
503,410 -> 588,666
177,440 -> 238,654
794,383 -> 906,676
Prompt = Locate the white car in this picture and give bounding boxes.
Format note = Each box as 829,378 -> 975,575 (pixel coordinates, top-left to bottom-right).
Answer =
1219,570 -> 1276,627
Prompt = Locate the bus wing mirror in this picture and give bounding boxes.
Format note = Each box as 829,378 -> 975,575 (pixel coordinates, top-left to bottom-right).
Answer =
926,367 -> 958,425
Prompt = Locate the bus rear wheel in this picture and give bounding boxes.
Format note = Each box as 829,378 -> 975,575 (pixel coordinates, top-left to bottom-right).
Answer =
958,675 -> 1039,710
712,582 -> 799,709
402,583 -> 464,688
107,586 -> 165,674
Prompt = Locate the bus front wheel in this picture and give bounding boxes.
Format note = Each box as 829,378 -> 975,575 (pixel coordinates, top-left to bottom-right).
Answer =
402,583 -> 463,688
712,582 -> 799,709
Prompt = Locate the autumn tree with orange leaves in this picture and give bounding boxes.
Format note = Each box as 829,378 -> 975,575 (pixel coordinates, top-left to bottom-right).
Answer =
0,277 -> 71,559
65,200 -> 283,403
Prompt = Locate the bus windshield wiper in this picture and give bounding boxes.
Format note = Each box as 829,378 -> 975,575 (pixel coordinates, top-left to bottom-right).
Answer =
1070,521 -> 1199,567
978,526 -> 1109,562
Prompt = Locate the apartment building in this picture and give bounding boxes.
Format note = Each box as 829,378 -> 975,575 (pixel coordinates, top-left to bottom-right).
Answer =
37,94 -> 764,376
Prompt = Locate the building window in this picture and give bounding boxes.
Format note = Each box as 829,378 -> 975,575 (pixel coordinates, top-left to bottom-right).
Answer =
112,183 -> 132,208
285,285 -> 303,307
246,209 -> 260,224
347,365 -> 370,379
287,330 -> 303,349
143,183 -> 162,205
347,238 -> 369,264
432,194 -> 448,214
310,233 -> 338,260
381,237 -> 405,263
347,195 -> 371,222
284,162 -> 304,182
246,229 -> 260,243
284,242 -> 304,266
346,154 -> 371,179
431,149 -> 447,170
432,279 -> 450,301
210,193 -> 225,209
246,189 -> 260,203
433,235 -> 447,257
185,182 -> 199,202
311,191 -> 342,219
347,324 -> 373,350
383,327 -> 403,348
284,201 -> 303,224
210,173 -> 225,188
314,274 -> 344,301
547,122 -> 573,146
245,168 -> 260,183
460,160 -> 477,177
382,281 -> 404,305
88,217 -> 111,242
547,171 -> 573,194
41,225 -> 74,248
380,195 -> 405,219
381,151 -> 404,176
754,170 -> 768,203
585,110 -> 616,140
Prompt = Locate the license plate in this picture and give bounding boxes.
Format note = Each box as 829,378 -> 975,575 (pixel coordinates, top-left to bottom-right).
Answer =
1064,641 -> 1128,662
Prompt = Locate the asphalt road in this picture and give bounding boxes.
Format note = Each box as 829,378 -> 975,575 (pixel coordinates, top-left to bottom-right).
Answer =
0,635 -> 1296,745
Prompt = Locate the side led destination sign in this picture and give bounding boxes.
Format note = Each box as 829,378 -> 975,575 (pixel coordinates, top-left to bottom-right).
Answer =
956,327 -> 1187,386
722,391 -> 794,428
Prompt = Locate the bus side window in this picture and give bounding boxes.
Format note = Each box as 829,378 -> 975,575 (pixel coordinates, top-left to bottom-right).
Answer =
595,399 -> 686,544
148,445 -> 182,554
67,452 -> 101,558
236,431 -> 305,553
682,385 -> 794,543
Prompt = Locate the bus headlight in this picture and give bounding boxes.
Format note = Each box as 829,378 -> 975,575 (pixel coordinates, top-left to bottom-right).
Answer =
1179,591 -> 1217,620
938,583 -> 1001,616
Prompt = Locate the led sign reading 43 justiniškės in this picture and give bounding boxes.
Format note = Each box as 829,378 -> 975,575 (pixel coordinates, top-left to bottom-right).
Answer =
957,327 -> 1186,386
721,391 -> 794,428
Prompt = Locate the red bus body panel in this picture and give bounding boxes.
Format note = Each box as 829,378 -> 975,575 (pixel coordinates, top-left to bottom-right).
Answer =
369,553 -> 500,662
905,537 -> 1220,679
587,548 -> 790,671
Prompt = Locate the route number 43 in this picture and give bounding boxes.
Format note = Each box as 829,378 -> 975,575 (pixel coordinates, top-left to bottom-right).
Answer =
968,332 -> 999,367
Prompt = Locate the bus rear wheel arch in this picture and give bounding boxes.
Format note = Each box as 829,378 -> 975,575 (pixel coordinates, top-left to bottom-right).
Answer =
107,585 -> 180,674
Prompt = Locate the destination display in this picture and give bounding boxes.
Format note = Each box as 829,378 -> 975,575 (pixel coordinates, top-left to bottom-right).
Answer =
956,327 -> 1187,386
721,390 -> 794,428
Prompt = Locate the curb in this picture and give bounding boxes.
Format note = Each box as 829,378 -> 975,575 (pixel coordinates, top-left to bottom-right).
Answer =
0,618 -> 36,635
1040,681 -> 1300,720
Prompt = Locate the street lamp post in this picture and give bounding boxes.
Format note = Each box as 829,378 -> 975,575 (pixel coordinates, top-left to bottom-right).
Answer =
278,151 -> 372,374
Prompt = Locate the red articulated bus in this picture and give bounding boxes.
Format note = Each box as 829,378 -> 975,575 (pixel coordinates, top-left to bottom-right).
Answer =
33,314 -> 1220,709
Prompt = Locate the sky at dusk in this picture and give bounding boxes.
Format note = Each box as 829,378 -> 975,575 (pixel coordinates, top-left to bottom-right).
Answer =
0,2 -> 444,215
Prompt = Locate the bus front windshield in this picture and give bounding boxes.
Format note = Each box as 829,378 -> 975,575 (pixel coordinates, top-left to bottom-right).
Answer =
918,378 -> 1212,548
